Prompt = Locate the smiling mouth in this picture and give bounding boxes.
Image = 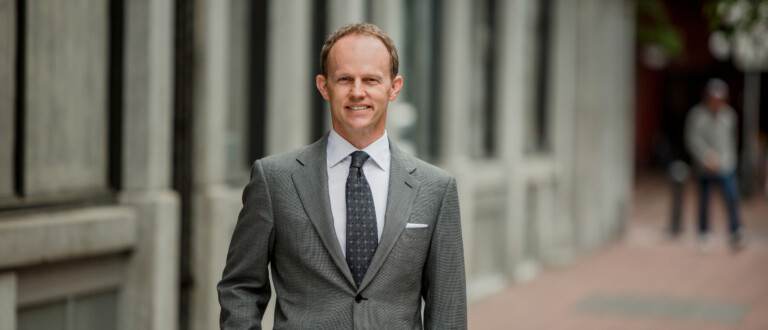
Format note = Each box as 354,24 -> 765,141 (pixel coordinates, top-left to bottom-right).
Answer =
346,106 -> 370,111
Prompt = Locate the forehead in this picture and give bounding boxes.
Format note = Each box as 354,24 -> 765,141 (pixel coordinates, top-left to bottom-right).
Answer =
327,35 -> 389,74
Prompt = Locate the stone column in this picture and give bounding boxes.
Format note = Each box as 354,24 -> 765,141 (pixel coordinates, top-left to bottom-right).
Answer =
119,1 -> 179,330
327,0 -> 367,31
438,0 -> 477,289
599,0 -> 635,238
571,0 -> 603,251
439,0 -> 473,161
549,0 -> 580,262
0,273 -> 15,330
618,0 -> 637,233
266,0 -> 313,154
0,0 -> 14,200
370,0 -> 404,62
495,0 -> 531,280
188,1 -> 238,330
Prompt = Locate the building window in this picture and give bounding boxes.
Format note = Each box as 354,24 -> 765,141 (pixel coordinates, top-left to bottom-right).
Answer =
224,0 -> 269,185
470,0 -> 497,158
18,290 -> 118,330
310,0 -> 328,142
525,0 -> 553,153
403,0 -> 441,159
16,256 -> 124,330
1,0 -> 122,210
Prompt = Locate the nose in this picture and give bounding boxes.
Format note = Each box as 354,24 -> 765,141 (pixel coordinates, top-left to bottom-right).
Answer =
350,79 -> 365,98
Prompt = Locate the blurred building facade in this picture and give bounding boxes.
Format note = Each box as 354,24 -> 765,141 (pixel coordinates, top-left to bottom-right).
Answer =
0,0 -> 636,329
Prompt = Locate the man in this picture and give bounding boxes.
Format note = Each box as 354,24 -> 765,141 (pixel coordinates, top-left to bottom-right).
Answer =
684,78 -> 743,250
218,23 -> 467,329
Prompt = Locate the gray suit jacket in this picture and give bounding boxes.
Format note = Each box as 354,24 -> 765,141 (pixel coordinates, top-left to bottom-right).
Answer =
218,134 -> 467,329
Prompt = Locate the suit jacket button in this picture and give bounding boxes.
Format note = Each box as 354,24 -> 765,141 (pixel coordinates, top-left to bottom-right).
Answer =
355,294 -> 363,303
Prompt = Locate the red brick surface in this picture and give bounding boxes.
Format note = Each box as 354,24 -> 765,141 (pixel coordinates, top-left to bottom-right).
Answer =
468,173 -> 768,330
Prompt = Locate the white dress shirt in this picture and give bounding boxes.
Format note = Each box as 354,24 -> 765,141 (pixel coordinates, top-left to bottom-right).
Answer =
327,129 -> 391,256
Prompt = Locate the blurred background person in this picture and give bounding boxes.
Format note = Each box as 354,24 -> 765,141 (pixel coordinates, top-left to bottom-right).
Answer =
684,78 -> 743,250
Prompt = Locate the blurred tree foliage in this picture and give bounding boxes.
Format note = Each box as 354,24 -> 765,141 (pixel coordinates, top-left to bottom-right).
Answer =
636,0 -> 685,60
704,0 -> 768,34
703,0 -> 768,69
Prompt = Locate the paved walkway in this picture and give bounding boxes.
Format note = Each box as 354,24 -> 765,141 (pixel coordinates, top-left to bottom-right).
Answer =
469,173 -> 768,329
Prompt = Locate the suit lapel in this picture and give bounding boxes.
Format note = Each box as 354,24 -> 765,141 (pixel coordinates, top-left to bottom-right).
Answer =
359,143 -> 420,291
292,135 -> 356,288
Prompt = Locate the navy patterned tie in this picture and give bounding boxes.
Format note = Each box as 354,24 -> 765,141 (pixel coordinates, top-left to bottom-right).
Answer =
346,151 -> 378,287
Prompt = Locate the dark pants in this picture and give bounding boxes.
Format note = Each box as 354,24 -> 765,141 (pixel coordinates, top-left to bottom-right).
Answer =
697,171 -> 741,235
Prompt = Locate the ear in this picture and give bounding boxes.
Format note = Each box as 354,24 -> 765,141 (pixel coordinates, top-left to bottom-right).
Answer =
388,76 -> 403,101
316,74 -> 330,100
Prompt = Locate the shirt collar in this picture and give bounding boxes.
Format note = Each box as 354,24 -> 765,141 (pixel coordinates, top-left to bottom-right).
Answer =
327,129 -> 390,172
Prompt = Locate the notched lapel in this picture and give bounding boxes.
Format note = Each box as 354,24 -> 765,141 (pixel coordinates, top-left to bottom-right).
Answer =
292,138 -> 356,288
359,147 -> 420,291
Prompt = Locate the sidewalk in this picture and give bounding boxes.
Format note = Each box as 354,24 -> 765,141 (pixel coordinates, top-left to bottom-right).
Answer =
468,173 -> 768,330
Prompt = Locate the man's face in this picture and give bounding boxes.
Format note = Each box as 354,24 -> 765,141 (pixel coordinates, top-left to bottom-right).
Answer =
706,94 -> 726,113
316,35 -> 403,145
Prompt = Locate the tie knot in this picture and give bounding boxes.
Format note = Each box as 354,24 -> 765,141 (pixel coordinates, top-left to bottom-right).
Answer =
349,151 -> 370,169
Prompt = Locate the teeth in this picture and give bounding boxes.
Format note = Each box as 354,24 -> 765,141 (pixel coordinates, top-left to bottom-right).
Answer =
349,106 -> 367,110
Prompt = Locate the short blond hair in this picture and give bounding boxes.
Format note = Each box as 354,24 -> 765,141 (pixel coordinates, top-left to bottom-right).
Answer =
320,23 -> 399,79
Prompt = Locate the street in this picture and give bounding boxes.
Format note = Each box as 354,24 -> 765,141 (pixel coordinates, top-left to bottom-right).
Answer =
469,173 -> 768,329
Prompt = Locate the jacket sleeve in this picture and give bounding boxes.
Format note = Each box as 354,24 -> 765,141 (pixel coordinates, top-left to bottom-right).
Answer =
218,160 -> 275,330
422,176 -> 468,329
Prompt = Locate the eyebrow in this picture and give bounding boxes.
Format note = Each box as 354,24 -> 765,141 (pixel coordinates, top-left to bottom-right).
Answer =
334,72 -> 384,79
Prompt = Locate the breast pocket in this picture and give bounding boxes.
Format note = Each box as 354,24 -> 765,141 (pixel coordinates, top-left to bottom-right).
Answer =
399,223 -> 433,250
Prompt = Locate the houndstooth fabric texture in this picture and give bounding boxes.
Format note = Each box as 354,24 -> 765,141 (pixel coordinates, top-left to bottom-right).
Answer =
346,151 -> 378,287
218,134 -> 467,330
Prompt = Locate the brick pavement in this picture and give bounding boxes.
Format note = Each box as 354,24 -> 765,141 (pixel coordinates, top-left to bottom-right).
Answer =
468,173 -> 768,330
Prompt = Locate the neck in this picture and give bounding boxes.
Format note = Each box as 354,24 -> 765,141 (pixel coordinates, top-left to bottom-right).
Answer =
334,128 -> 385,150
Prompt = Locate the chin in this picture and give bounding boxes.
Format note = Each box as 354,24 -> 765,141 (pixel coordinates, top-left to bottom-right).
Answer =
344,125 -> 374,134
343,118 -> 375,129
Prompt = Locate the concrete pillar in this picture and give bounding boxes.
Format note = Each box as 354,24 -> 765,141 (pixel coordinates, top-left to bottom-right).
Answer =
440,0 -> 473,161
123,0 -> 174,190
618,0 -> 637,232
370,0 -> 403,61
591,0 -> 635,243
266,0 -> 313,154
495,0 -> 531,279
536,180 -> 559,264
188,1 -> 240,330
193,0 -> 229,185
439,0 -> 478,289
549,0 -> 580,262
0,0 -> 14,200
225,0 -> 253,182
327,0 -> 366,31
608,0 -> 631,241
120,1 -> 179,330
190,187 -> 242,330
571,0 -> 603,251
602,0 -> 635,237
0,272 -> 15,330
593,1 -> 613,244
120,191 -> 179,330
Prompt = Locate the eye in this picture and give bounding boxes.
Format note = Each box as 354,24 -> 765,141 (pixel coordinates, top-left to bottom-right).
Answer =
338,77 -> 350,82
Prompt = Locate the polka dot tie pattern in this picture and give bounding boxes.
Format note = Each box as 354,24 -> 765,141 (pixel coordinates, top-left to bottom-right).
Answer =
345,151 -> 378,288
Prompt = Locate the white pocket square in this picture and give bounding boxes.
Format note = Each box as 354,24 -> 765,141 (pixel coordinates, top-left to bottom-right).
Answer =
405,223 -> 428,229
